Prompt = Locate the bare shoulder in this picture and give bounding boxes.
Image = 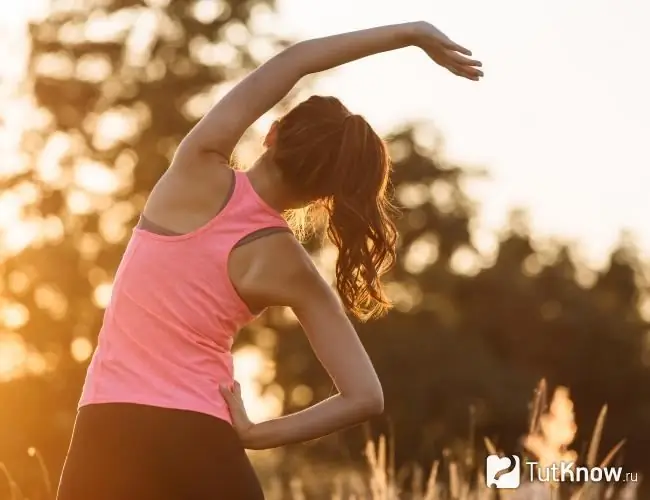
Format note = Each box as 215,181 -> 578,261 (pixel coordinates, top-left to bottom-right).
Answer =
143,151 -> 234,234
231,231 -> 335,311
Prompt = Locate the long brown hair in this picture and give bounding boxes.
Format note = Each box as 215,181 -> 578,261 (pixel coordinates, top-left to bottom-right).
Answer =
269,95 -> 397,321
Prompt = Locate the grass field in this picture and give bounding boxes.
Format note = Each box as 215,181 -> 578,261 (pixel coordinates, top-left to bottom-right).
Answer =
259,380 -> 641,499
1,380 -> 639,500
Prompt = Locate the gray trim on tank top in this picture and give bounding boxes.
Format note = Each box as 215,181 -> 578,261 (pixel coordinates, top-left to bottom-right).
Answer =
137,169 -> 292,247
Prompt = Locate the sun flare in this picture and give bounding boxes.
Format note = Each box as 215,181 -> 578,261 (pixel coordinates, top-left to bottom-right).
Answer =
233,346 -> 283,423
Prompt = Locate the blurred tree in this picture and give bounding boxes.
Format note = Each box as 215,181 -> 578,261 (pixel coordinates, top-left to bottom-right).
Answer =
4,0 -> 287,357
267,126 -> 650,477
0,0 -> 286,494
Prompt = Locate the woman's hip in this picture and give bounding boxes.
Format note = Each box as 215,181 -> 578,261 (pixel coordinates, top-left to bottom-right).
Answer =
57,402 -> 265,500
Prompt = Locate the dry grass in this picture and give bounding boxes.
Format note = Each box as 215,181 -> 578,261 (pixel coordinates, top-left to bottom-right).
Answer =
1,380 -> 642,499
263,379 -> 641,499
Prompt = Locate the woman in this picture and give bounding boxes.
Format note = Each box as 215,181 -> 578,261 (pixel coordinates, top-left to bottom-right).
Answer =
57,20 -> 482,500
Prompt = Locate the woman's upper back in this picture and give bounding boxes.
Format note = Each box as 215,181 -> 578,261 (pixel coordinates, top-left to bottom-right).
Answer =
79,165 -> 289,422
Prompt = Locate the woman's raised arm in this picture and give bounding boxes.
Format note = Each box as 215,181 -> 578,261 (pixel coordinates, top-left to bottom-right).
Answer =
174,21 -> 482,165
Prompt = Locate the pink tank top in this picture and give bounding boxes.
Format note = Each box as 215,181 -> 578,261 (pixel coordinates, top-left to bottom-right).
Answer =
78,170 -> 289,423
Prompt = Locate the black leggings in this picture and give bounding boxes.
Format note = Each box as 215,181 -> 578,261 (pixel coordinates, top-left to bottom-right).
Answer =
57,403 -> 265,500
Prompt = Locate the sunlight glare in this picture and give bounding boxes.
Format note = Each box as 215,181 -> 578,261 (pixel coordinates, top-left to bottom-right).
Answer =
470,226 -> 498,266
93,283 -> 113,309
252,327 -> 277,352
7,271 -> 31,295
313,244 -> 337,283
192,0 -> 227,25
78,233 -> 103,261
98,202 -> 137,245
290,385 -> 314,407
0,333 -> 51,381
66,190 -> 94,215
42,216 -> 65,244
76,55 -> 113,83
71,337 -> 94,363
123,9 -> 158,67
93,110 -> 140,150
2,219 -> 40,256
404,235 -> 439,274
83,13 -> 131,44
0,192 -> 24,227
385,281 -> 422,313
37,133 -> 70,184
0,0 -> 47,24
0,334 -> 28,382
233,346 -> 282,423
449,246 -> 481,276
34,285 -> 68,321
75,162 -> 119,195
2,303 -> 29,329
430,180 -> 455,214
396,183 -> 429,208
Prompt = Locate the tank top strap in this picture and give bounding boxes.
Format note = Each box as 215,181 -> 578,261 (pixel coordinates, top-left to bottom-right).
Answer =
210,169 -> 290,250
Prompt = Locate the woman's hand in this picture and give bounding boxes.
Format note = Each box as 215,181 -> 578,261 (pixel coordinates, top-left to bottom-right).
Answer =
220,382 -> 256,446
412,21 -> 483,81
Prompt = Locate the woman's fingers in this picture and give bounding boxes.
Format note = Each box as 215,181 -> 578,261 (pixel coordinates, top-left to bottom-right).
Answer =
445,52 -> 484,79
461,65 -> 483,78
442,39 -> 472,56
424,43 -> 483,80
446,50 -> 482,68
220,382 -> 245,408
219,384 -> 233,402
447,64 -> 480,81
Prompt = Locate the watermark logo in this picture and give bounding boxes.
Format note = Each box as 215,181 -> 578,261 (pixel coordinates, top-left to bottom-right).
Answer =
528,461 -> 638,484
486,454 -> 521,489
486,455 -> 639,489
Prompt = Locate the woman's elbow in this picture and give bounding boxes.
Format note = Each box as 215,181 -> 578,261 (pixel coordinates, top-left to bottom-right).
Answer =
357,388 -> 384,417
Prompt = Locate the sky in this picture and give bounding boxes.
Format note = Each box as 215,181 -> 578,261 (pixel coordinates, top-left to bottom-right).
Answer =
274,0 -> 650,267
1,0 -> 649,268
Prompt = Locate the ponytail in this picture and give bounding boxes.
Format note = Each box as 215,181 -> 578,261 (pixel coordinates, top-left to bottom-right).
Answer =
271,96 -> 398,321
324,115 -> 397,320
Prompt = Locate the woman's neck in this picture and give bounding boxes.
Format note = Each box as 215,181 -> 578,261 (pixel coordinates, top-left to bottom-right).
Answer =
245,156 -> 305,213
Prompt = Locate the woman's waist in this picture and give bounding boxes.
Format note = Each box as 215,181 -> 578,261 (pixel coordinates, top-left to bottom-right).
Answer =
78,396 -> 233,425
80,351 -> 234,422
74,402 -> 236,445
